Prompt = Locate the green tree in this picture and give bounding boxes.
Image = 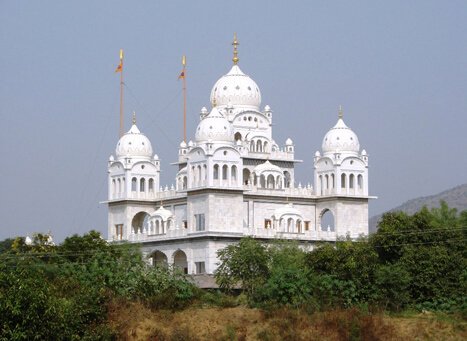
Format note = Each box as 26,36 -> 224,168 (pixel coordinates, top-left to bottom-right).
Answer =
215,237 -> 270,299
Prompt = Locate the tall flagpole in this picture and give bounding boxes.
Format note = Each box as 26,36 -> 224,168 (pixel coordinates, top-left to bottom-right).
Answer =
182,55 -> 187,142
119,49 -> 124,137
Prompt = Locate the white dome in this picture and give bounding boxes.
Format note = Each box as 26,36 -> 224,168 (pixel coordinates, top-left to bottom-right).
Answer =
285,138 -> 293,146
322,118 -> 360,154
195,107 -> 234,143
151,206 -> 173,221
210,65 -> 261,109
253,160 -> 282,175
274,203 -> 302,219
116,124 -> 153,158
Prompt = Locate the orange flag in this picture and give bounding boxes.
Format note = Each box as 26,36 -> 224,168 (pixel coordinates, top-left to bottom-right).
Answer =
115,49 -> 123,73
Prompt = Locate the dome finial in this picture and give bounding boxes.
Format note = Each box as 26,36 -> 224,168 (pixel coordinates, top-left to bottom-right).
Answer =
338,105 -> 343,119
132,111 -> 136,125
232,32 -> 239,65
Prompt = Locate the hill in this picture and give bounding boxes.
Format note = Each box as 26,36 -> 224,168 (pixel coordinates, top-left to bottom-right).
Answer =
370,183 -> 467,232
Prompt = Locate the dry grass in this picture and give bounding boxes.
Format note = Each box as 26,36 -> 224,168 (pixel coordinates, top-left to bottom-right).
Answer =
107,301 -> 466,341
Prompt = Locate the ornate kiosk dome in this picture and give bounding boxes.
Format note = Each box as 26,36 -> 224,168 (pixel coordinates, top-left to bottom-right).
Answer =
322,112 -> 360,154
195,107 -> 234,143
116,123 -> 153,158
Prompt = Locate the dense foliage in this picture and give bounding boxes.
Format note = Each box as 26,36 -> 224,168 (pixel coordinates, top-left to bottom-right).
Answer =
0,231 -> 196,340
1,202 -> 465,339
215,202 -> 467,313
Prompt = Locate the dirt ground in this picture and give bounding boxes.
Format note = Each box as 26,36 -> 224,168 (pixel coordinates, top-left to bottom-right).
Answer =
108,302 -> 467,341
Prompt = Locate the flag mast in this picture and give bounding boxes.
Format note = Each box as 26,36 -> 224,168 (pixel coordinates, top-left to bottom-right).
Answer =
115,49 -> 124,137
182,55 -> 187,142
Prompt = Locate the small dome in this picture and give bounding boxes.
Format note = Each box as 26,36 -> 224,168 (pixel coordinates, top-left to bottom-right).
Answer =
109,155 -> 114,161
180,141 -> 187,148
151,206 -> 173,221
322,118 -> 360,154
285,138 -> 293,146
210,65 -> 261,109
264,105 -> 271,112
274,203 -> 302,219
153,154 -> 159,160
195,107 -> 234,143
315,151 -> 321,157
188,140 -> 194,147
116,124 -> 153,158
361,149 -> 367,156
253,160 -> 282,175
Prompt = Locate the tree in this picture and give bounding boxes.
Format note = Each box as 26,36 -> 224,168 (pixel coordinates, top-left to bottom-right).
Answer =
215,237 -> 270,299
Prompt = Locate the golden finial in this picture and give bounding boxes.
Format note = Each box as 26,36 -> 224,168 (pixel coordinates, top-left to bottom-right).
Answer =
232,32 -> 239,65
182,55 -> 186,66
132,111 -> 136,125
338,105 -> 343,119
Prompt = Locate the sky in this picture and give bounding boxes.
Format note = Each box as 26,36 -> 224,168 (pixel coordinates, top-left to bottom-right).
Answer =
1,1 -> 466,242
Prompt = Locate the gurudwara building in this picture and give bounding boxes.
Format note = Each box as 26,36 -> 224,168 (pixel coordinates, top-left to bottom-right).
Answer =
106,38 -> 371,274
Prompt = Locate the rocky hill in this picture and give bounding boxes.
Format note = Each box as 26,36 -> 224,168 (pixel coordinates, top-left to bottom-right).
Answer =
370,183 -> 467,232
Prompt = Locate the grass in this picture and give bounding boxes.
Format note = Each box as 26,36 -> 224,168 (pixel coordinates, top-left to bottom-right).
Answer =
107,300 -> 467,340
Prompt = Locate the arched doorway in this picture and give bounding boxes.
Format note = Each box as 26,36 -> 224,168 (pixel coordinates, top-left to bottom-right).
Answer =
320,209 -> 335,232
132,212 -> 150,234
173,250 -> 188,274
151,250 -> 168,268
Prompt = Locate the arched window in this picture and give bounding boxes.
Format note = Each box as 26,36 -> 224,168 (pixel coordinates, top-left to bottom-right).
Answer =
263,141 -> 268,152
191,166 -> 196,186
320,209 -> 335,232
325,174 -> 329,190
267,174 -> 275,189
140,178 -> 145,192
260,174 -> 266,188
250,140 -> 255,152
117,178 -> 122,194
151,251 -> 168,268
341,173 -> 346,188
243,168 -> 251,185
155,220 -> 160,234
197,165 -> 202,185
256,140 -> 262,152
149,178 -> 154,192
203,164 -> 207,182
183,176 -> 187,189
284,171 -> 291,188
349,174 -> 355,189
231,165 -> 237,181
131,177 -> 137,192
213,164 -> 219,180
222,165 -> 228,180
287,218 -> 293,232
358,174 -> 363,190
276,175 -> 282,189
173,250 -> 188,274
331,174 -> 335,189
234,132 -> 242,141
112,179 -> 116,196
296,219 -> 302,233
319,175 -> 323,195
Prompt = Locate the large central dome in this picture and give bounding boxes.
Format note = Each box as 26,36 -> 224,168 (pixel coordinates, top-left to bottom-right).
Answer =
210,65 -> 262,110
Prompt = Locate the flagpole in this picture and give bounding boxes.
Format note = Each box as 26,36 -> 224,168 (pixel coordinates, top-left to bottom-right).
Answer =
119,49 -> 124,137
182,55 -> 187,142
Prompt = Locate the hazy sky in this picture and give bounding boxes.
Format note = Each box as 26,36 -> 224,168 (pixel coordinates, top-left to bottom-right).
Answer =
1,1 -> 466,242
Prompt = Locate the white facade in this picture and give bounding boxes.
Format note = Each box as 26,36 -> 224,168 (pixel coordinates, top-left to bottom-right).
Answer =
106,43 -> 372,275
